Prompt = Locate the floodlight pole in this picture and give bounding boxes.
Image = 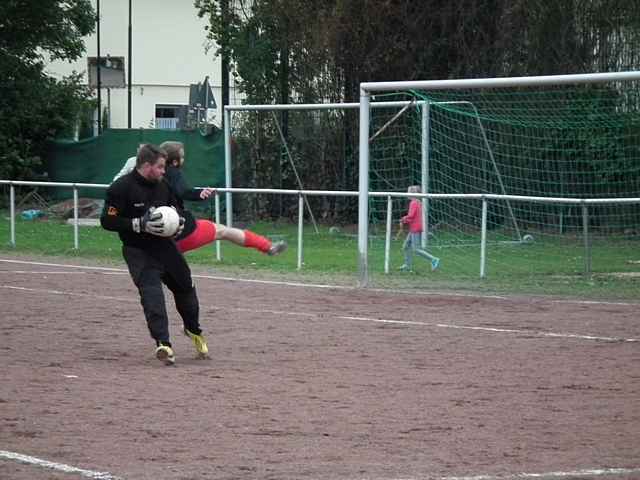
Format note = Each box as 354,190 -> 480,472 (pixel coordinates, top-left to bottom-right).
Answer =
127,0 -> 132,128
220,0 -> 230,124
106,88 -> 111,127
96,0 -> 101,134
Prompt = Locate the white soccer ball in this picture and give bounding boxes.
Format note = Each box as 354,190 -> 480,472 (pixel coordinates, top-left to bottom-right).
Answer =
522,234 -> 534,243
154,206 -> 180,237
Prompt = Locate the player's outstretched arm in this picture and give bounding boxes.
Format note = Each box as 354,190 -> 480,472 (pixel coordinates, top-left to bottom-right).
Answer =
198,187 -> 215,200
166,167 -> 203,201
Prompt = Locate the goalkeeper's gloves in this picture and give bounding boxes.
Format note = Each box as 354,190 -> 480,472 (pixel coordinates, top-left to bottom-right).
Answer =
174,215 -> 185,238
132,207 -> 164,235
167,205 -> 185,238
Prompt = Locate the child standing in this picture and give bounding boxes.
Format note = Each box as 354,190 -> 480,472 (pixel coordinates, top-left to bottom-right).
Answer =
399,185 -> 440,272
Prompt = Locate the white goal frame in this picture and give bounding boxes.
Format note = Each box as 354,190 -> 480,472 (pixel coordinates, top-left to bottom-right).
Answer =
358,71 -> 640,287
224,100 -> 436,228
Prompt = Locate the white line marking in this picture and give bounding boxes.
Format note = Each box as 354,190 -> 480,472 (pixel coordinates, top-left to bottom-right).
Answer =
0,258 -> 349,290
0,258 -> 126,273
436,466 -> 640,479
0,450 -> 122,479
551,299 -> 639,306
1,284 -> 637,343
6,258 -> 639,306
4,270 -> 89,274
339,316 -> 639,343
0,285 -> 132,302
233,306 -> 319,317
1,452 -> 637,480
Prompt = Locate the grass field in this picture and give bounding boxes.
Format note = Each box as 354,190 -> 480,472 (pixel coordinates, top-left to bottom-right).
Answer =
1,211 -> 639,300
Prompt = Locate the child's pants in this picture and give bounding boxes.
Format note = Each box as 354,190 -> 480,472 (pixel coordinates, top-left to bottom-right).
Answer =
403,232 -> 437,269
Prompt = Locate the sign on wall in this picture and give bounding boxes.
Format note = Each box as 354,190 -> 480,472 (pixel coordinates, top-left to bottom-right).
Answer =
88,56 -> 126,88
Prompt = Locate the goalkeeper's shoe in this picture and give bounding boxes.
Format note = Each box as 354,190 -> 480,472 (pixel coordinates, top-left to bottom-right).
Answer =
155,344 -> 175,366
267,240 -> 287,256
184,328 -> 209,358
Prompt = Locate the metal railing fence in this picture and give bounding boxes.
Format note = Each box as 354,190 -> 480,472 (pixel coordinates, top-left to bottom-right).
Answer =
2,179 -> 639,285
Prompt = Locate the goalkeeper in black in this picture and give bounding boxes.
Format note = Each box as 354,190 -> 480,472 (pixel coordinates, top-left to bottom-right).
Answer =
100,143 -> 208,365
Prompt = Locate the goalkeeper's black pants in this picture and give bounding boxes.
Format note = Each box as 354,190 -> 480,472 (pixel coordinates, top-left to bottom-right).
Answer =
123,244 -> 201,346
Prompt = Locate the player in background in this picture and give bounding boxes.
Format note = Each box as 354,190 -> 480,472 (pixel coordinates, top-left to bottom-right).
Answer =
113,141 -> 287,257
101,143 -> 208,366
399,185 -> 440,272
111,143 -> 145,182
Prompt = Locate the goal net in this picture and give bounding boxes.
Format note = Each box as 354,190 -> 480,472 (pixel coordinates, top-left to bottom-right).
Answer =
227,106 -> 360,224
366,75 -> 640,280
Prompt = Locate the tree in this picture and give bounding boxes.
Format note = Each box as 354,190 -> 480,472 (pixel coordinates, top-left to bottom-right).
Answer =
0,0 -> 95,180
196,0 -> 335,217
195,0 -> 639,221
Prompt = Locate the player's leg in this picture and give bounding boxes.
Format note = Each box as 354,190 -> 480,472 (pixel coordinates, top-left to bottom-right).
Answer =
122,246 -> 175,365
216,223 -> 287,255
162,249 -> 208,358
176,219 -> 216,253
408,233 -> 440,271
399,233 -> 413,271
176,219 -> 287,256
174,285 -> 208,358
415,246 -> 440,271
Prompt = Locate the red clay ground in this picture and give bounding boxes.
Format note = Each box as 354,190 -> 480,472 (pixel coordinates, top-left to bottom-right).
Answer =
0,255 -> 639,480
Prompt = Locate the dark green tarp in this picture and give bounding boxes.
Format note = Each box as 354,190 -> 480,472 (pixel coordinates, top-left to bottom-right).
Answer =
45,128 -> 225,199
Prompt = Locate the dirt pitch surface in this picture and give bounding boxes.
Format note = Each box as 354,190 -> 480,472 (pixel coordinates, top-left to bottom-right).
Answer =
1,255 -> 639,480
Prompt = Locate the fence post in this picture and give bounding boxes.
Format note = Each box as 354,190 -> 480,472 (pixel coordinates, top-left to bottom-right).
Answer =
384,195 -> 393,274
582,203 -> 591,276
73,186 -> 79,249
9,184 -> 15,247
297,193 -> 304,270
480,198 -> 488,278
214,191 -> 221,261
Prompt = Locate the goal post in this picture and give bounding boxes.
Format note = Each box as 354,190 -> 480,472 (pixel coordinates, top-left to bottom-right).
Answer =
224,100 -> 435,228
359,71 -> 640,287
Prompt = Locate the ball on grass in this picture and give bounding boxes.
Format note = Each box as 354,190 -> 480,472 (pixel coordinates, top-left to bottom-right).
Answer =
154,206 -> 180,237
522,234 -> 534,243
329,226 -> 341,235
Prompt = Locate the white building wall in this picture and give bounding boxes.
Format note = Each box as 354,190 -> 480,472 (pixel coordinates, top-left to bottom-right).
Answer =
46,0 -> 241,129
103,85 -> 194,129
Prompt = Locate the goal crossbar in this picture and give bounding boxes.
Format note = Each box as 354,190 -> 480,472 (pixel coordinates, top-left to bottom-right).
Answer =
361,71 -> 640,93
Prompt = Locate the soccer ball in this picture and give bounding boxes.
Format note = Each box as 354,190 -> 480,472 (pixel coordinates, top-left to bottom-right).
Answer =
154,206 -> 180,237
522,234 -> 534,243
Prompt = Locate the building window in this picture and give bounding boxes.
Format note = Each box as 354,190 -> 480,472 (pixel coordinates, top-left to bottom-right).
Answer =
155,104 -> 187,129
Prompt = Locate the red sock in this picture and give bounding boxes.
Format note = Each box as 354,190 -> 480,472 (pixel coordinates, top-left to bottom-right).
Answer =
243,230 -> 272,253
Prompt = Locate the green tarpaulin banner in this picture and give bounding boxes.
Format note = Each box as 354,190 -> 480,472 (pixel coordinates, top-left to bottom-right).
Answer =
46,128 -> 225,200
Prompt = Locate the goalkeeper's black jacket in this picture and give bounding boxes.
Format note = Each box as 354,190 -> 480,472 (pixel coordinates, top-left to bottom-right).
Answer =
100,169 -> 182,250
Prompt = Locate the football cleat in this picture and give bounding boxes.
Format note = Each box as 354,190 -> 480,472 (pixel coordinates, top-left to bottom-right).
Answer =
155,344 -> 175,366
267,240 -> 288,256
184,328 -> 209,358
